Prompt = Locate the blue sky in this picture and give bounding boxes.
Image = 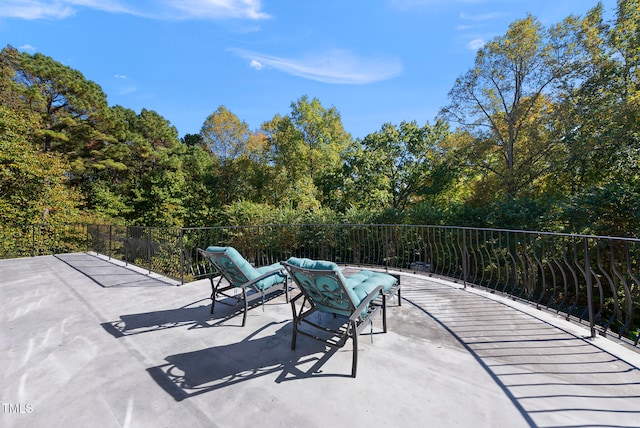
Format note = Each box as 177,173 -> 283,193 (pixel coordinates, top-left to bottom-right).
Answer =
1,0 -> 617,139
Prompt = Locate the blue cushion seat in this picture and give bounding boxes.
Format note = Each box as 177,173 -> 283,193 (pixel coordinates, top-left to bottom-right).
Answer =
283,256 -> 392,377
285,257 -> 397,316
205,246 -> 286,291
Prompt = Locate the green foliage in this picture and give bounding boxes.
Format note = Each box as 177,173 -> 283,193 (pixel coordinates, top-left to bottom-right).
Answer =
179,144 -> 220,226
262,96 -> 353,209
344,120 -> 454,211
1,0 -> 639,240
0,106 -> 82,227
565,183 -> 640,237
2,46 -> 110,153
440,15 -> 572,200
200,105 -> 251,164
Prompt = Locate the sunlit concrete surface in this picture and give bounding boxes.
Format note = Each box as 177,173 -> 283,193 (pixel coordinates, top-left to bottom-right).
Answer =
2,252 -> 639,428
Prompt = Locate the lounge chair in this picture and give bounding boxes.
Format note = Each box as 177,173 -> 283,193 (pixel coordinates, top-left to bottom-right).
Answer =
197,247 -> 288,326
281,257 -> 399,377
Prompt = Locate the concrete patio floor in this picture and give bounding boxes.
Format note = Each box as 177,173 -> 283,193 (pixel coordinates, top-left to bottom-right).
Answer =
2,252 -> 640,428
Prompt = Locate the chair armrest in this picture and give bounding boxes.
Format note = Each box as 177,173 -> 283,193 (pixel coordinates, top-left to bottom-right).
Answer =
349,285 -> 383,322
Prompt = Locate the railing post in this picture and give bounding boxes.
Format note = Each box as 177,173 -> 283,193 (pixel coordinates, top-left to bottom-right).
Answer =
147,227 -> 152,274
179,228 -> 185,286
125,226 -> 129,266
462,228 -> 467,288
109,224 -> 112,259
584,237 -> 596,338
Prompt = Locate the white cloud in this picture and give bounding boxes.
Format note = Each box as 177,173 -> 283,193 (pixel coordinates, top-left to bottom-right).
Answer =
0,1 -> 75,20
19,44 -> 37,52
0,0 -> 269,20
232,49 -> 403,84
249,60 -> 264,70
166,0 -> 269,20
114,74 -> 128,79
66,0 -> 134,14
468,38 -> 485,50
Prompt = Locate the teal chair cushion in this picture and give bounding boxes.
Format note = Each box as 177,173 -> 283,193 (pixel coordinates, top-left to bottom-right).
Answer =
285,257 -> 341,272
206,246 -> 285,291
286,257 -> 357,316
347,271 -> 398,293
286,257 -> 394,317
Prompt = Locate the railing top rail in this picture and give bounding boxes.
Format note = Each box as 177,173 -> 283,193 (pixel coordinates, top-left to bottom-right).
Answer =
4,222 -> 638,243
4,223 -> 637,242
180,224 -> 640,243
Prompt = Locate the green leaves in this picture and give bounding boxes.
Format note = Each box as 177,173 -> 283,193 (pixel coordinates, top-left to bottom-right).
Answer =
261,95 -> 353,210
343,120 -> 453,211
2,0 -> 639,243
200,105 -> 251,164
0,106 -> 81,227
2,47 -> 110,153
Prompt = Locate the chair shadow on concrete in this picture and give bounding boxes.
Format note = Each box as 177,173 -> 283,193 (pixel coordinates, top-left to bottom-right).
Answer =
101,294 -> 286,337
101,300 -> 212,337
147,321 -> 349,401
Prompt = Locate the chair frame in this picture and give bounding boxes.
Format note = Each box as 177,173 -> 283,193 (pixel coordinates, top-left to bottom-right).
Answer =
281,261 -> 387,378
198,248 -> 289,326
387,272 -> 402,306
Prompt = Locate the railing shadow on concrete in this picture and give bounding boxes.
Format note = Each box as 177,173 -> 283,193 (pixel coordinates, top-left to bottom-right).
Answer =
2,223 -> 639,348
399,276 -> 640,428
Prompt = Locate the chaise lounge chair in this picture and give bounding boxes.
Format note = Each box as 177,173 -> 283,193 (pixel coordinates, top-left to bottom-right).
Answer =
281,257 -> 399,377
197,247 -> 288,326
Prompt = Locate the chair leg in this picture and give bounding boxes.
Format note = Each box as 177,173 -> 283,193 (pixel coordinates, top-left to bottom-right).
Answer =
291,323 -> 298,350
391,274 -> 401,306
209,277 -> 218,315
350,320 -> 358,378
290,300 -> 298,350
241,288 -> 248,327
382,295 -> 387,333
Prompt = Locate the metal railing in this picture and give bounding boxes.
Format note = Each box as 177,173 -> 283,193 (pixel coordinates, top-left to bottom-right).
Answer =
0,223 -> 89,258
2,223 -> 639,347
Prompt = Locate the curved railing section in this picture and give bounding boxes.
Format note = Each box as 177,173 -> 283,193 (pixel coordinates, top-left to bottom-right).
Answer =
1,223 -> 638,347
178,224 -> 639,347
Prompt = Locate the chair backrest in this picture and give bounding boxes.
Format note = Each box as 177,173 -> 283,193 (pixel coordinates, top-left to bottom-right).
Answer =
202,246 -> 260,288
282,257 -> 359,317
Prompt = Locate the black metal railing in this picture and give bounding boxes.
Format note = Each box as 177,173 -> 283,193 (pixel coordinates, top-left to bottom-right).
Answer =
1,223 -> 638,347
0,223 -> 89,258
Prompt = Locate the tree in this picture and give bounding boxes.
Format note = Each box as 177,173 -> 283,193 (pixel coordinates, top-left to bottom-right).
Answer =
181,133 -> 206,150
124,109 -> 185,226
179,144 -> 219,226
0,45 -> 22,110
200,105 -> 251,164
1,45 -> 110,153
440,15 -> 576,199
550,0 -> 640,235
0,105 -> 81,226
262,96 -> 352,209
343,121 -> 453,211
